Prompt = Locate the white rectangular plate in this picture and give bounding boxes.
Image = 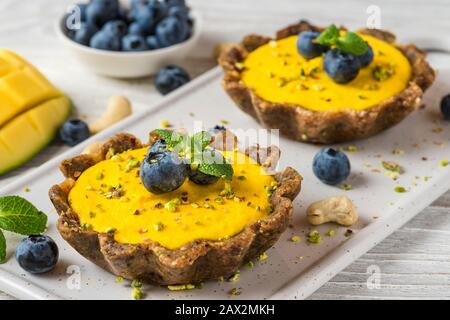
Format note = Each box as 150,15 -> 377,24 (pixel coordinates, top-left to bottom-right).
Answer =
1,66 -> 450,300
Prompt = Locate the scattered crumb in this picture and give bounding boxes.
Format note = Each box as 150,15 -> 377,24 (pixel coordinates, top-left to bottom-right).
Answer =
325,229 -> 336,237
159,120 -> 172,128
439,159 -> 449,167
392,148 -> 405,155
394,186 -> 407,193
340,184 -> 353,191
22,187 -> 30,192
290,235 -> 301,243
220,119 -> 229,125
307,230 -> 321,244
258,252 -> 268,261
344,229 -> 354,237
229,288 -> 241,296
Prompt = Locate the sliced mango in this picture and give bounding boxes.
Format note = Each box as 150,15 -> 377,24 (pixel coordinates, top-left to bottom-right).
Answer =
0,49 -> 71,175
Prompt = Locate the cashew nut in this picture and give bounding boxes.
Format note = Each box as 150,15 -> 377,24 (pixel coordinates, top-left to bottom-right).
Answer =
82,141 -> 103,155
306,196 -> 358,226
89,96 -> 132,134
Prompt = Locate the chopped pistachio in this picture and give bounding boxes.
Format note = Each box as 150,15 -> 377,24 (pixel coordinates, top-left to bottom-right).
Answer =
423,176 -> 429,182
131,279 -> 143,288
311,83 -> 324,91
153,222 -> 165,231
290,235 -> 301,243
276,78 -> 288,87
167,284 -> 196,291
159,120 -> 172,128
394,186 -> 407,193
220,119 -> 229,125
326,229 -> 336,237
392,148 -> 405,155
307,230 -> 321,244
89,211 -> 96,218
237,175 -> 246,181
165,198 -> 181,212
372,63 -> 395,81
227,273 -> 240,282
347,145 -> 358,152
219,181 -> 233,196
23,187 -> 30,192
214,197 -> 224,205
229,288 -> 241,296
267,71 -> 275,78
96,172 -> 104,180
439,159 -> 449,167
105,147 -> 115,159
234,62 -> 245,70
203,202 -> 214,209
358,94 -> 368,100
258,252 -> 269,261
382,161 -> 402,172
116,277 -> 123,283
125,158 -> 140,172
301,133 -> 308,141
132,287 -> 142,300
110,154 -> 123,162
340,184 -> 353,191
105,227 -> 116,234
245,261 -> 254,269
81,223 -> 92,231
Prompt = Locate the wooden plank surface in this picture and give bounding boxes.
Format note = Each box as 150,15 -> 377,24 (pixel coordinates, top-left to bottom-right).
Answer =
1,0 -> 450,300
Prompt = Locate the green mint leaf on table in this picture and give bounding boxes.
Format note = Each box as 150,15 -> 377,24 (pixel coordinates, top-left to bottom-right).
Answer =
0,229 -> 5,264
0,196 -> 47,235
315,24 -> 340,46
336,32 -> 368,56
198,162 -> 234,180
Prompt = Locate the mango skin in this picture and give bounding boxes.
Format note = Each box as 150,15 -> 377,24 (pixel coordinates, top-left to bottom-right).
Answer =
0,49 -> 72,176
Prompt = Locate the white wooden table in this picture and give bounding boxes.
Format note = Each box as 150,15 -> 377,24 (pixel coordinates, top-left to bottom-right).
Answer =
1,0 -> 450,300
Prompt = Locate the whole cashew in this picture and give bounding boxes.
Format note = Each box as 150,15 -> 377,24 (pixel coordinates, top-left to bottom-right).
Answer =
89,96 -> 132,134
306,196 -> 358,226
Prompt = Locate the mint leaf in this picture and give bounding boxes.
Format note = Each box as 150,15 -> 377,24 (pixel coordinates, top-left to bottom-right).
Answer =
0,196 -> 47,235
151,129 -> 187,149
0,229 -> 5,264
336,32 -> 368,56
198,162 -> 234,180
316,24 -> 339,46
191,131 -> 212,151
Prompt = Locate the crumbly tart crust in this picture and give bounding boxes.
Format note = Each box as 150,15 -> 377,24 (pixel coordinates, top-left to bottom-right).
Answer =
219,21 -> 435,144
49,132 -> 302,285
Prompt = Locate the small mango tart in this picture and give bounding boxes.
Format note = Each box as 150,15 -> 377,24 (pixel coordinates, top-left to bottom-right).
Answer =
219,21 -> 435,144
49,132 -> 302,285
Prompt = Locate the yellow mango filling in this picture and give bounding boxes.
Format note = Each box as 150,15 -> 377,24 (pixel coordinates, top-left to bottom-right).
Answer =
68,147 -> 276,249
241,34 -> 412,111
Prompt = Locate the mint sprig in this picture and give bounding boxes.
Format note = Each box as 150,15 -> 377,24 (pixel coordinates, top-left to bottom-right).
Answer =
150,129 -> 234,180
315,24 -> 368,56
0,230 -> 5,263
0,196 -> 47,263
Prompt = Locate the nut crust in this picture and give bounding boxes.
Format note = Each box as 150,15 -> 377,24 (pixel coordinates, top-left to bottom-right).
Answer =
49,133 -> 302,285
219,21 -> 435,144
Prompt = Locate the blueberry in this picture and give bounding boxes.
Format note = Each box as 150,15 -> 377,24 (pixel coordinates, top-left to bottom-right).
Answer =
134,1 -> 168,34
148,139 -> 167,154
102,20 -> 128,37
90,30 -> 121,51
86,0 -> 119,27
208,125 -> 227,135
164,0 -> 186,8
440,94 -> 450,120
296,30 -> 329,60
73,22 -> 98,46
312,148 -> 351,185
357,43 -> 374,68
128,22 -> 146,36
74,3 -> 88,22
155,65 -> 190,95
59,119 -> 90,146
323,48 -> 361,84
155,16 -> 189,47
140,149 -> 188,194
168,5 -> 189,21
15,235 -> 59,274
122,34 -> 149,51
146,35 -> 161,49
62,14 -> 77,39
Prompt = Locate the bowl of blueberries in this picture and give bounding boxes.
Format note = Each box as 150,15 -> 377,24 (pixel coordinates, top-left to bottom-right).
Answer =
57,0 -> 201,78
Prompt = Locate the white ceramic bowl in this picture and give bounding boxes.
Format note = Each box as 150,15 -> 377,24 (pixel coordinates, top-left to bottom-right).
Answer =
55,11 -> 202,78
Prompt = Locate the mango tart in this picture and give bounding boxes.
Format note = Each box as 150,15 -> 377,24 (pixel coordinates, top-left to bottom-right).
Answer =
49,132 -> 302,285
219,21 -> 435,144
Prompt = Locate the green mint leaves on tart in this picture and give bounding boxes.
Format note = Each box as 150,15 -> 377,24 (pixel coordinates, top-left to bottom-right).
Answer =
316,24 -> 368,56
0,196 -> 47,263
151,129 -> 234,180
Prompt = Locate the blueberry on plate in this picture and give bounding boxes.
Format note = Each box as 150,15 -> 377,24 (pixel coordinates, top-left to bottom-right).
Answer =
90,30 -> 121,51
296,30 -> 329,60
440,94 -> 450,120
128,22 -> 146,36
323,48 -> 361,84
73,22 -> 98,46
155,65 -> 190,95
59,119 -> 90,146
102,20 -> 128,37
15,235 -> 59,274
155,16 -> 189,47
140,149 -> 188,194
146,35 -> 161,50
122,34 -> 149,51
188,149 -> 224,185
357,43 -> 374,68
86,0 -> 119,27
312,148 -> 351,185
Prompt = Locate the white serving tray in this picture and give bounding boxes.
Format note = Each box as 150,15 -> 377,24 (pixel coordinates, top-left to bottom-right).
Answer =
1,66 -> 450,300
